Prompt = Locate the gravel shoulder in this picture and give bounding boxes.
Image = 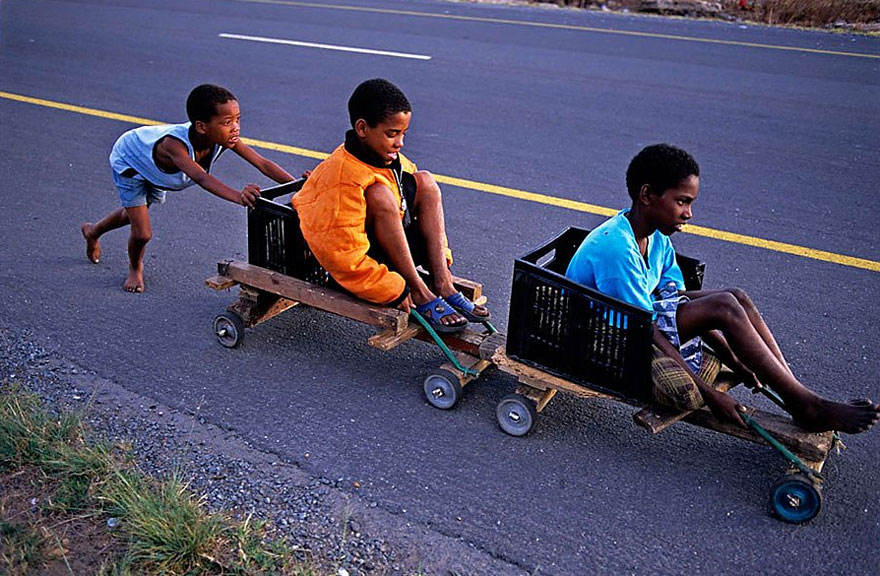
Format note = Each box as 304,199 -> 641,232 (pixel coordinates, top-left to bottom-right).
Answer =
0,327 -> 524,575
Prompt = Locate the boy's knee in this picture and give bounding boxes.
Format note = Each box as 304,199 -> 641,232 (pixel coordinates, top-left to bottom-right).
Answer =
715,292 -> 747,322
727,287 -> 755,309
365,183 -> 398,215
131,227 -> 152,243
414,170 -> 437,186
414,171 -> 441,199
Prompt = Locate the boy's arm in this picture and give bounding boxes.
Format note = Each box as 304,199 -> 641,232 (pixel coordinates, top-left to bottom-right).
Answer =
157,138 -> 260,207
230,141 -> 295,184
652,326 -> 746,427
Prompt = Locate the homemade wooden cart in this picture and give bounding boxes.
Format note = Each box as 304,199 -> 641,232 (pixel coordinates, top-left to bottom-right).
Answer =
472,227 -> 838,524
207,182 -> 838,524
206,180 -> 496,410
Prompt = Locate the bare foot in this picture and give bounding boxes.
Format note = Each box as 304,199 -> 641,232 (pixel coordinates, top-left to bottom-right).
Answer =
469,302 -> 490,319
792,398 -> 880,434
81,223 -> 101,263
123,269 -> 144,293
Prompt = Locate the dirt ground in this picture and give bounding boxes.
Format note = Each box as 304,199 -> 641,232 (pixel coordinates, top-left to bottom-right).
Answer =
482,0 -> 880,32
1,468 -> 123,576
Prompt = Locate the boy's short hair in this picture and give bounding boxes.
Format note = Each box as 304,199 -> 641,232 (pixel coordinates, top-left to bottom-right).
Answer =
626,143 -> 700,200
348,78 -> 412,127
186,84 -> 237,124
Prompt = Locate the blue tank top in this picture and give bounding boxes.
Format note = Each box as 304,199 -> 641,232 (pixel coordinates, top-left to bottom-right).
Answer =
109,123 -> 224,191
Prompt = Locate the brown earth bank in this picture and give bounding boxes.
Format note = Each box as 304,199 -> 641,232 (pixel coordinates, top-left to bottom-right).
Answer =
468,0 -> 880,32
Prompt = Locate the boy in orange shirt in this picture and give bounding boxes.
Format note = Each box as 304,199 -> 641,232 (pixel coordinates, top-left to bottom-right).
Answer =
293,78 -> 489,332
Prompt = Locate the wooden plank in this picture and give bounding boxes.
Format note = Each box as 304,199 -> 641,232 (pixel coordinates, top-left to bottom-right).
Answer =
368,325 -> 421,351
370,324 -> 494,357
217,261 -> 407,332
414,327 -> 488,358
632,372 -> 738,434
452,275 -> 483,303
515,385 -> 557,413
799,458 -> 827,475
479,332 -> 507,361
226,288 -> 297,327
206,275 -> 237,290
490,345 -> 618,401
683,408 -> 834,463
440,357 -> 492,388
253,296 -> 299,326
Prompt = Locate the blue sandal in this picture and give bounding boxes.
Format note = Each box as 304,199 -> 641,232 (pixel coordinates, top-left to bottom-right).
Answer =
445,292 -> 491,323
413,296 -> 467,333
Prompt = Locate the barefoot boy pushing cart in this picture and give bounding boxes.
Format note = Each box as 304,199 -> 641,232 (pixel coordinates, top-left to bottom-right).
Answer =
82,84 -> 295,292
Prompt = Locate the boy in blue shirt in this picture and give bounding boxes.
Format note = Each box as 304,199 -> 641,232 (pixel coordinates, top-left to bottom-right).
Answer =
81,84 -> 295,293
567,143 -> 879,434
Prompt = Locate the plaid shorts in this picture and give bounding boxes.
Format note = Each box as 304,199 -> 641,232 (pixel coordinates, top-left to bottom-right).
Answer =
650,284 -> 720,410
651,347 -> 721,411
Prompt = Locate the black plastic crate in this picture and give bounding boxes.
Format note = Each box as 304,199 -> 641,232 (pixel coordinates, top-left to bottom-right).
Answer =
506,226 -> 705,402
247,197 -> 333,287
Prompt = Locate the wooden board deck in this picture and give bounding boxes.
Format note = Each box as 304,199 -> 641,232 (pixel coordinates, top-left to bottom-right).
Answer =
683,407 -> 834,463
214,261 -> 488,338
484,335 -> 618,401
206,274 -> 237,290
216,260 -> 407,332
482,334 -> 832,463
369,324 -> 490,357
632,373 -> 739,434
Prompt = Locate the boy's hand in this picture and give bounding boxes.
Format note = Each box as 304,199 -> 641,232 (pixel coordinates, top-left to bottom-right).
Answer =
398,295 -> 414,312
239,184 -> 261,207
703,388 -> 747,428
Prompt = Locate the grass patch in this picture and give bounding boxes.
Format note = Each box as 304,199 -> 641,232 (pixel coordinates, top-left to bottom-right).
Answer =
0,386 -> 318,575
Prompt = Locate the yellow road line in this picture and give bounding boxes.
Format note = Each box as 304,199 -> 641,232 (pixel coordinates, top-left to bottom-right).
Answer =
2,90 -> 878,273
433,174 -> 879,272
0,91 -> 331,161
0,91 -> 164,127
223,0 -> 880,60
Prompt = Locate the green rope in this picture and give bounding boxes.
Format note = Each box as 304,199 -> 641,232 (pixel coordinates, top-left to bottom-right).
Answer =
409,309 -> 480,377
758,386 -> 786,410
741,412 -> 823,481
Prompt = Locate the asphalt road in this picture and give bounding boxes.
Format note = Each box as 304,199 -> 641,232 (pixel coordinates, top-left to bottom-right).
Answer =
2,0 -> 879,573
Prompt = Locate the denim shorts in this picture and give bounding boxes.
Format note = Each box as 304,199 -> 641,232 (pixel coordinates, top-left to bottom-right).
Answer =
113,169 -> 166,208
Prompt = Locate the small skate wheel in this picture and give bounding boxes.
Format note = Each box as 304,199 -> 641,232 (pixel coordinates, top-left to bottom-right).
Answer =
213,313 -> 245,348
496,394 -> 537,437
423,369 -> 463,410
770,473 -> 822,524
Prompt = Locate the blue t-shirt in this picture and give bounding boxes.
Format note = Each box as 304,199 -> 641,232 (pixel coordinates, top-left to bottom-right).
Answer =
565,210 -> 684,317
